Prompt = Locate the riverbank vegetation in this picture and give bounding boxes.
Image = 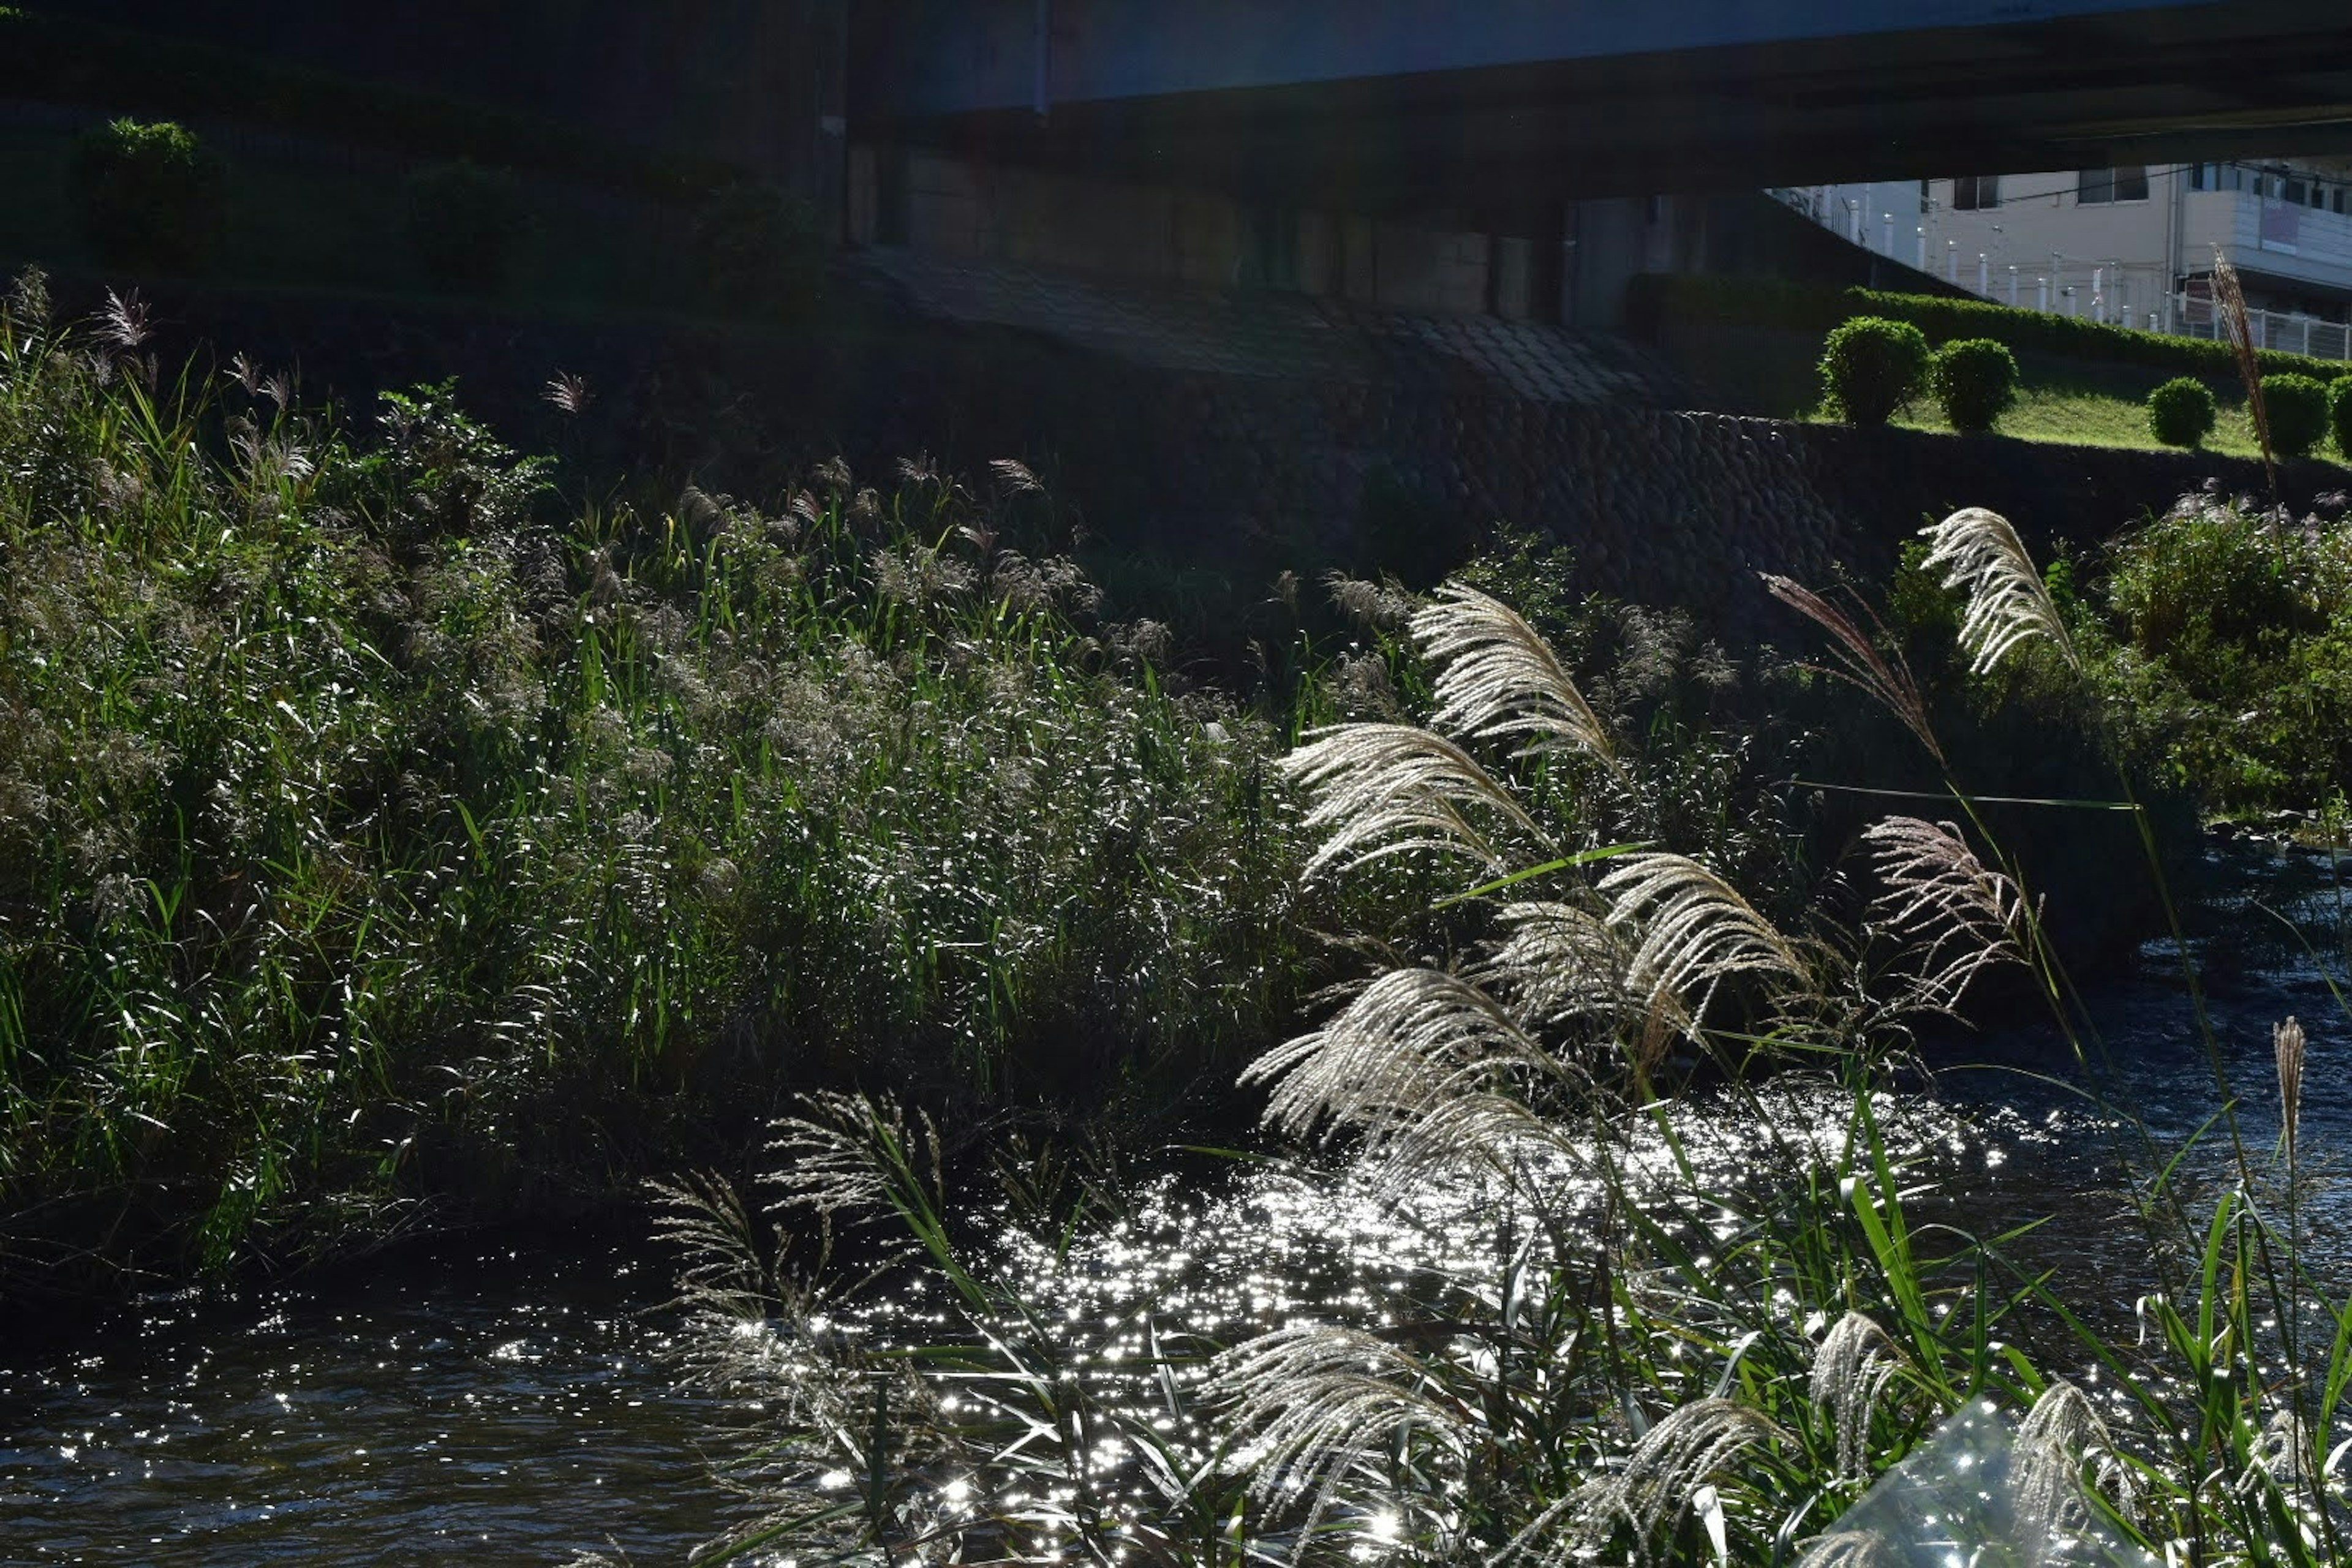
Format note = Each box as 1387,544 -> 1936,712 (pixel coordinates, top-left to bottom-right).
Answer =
649,510 -> 2350,1567
12,277 -> 2352,1564
2070,489 -> 2352,820
0,275 -> 1330,1283
0,276 -> 2253,1292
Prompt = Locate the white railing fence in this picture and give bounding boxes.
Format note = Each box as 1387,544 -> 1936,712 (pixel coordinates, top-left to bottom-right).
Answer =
1763,186 -> 2352,361
2165,292 -> 2352,361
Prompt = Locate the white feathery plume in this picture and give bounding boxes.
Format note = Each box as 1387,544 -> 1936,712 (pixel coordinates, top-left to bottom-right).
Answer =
1207,1324 -> 1465,1545
1242,966 -> 1560,1145
1861,816 -> 2034,1007
1795,1531 -> 1898,1568
2019,1378 -> 2141,1526
1481,899 -> 1633,1029
1809,1312 -> 1911,1480
761,1091 -> 940,1229
1559,1398 -> 1787,1562
2276,1015 -> 2306,1166
1411,582 -> 1620,767
1281,722 -> 1550,877
1600,853 -> 1804,1028
1916,507 -> 2080,676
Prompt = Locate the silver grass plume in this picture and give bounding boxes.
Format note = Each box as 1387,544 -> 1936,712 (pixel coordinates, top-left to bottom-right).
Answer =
1325,571 -> 1415,634
647,1169 -> 784,1314
1563,1398 -> 1787,1563
763,1091 -> 942,1229
1242,966 -> 1561,1146
1412,582 -> 1621,769
98,287 -> 151,350
1600,852 -> 1804,1029
1795,1531 -> 1899,1568
1918,508 -> 2079,676
2277,1015 -> 2306,1166
1482,899 -> 1632,1030
1281,723 -> 1550,878
1810,1312 -> 1911,1480
987,455 -> 1042,494
2212,252 -> 2279,506
1862,816 -> 2034,1008
543,370 -> 593,415
1207,1323 -> 1466,1545
2019,1378 -> 2141,1526
1760,574 -> 1945,767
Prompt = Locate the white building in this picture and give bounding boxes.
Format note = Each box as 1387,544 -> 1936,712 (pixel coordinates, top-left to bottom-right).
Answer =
1778,159 -> 2352,360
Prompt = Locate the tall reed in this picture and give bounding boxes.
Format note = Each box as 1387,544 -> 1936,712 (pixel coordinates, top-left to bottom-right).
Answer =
0,277 -> 1324,1284
662,507 -> 2352,1565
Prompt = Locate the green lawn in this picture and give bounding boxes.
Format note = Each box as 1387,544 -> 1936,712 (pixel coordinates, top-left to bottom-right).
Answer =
1883,382 -> 2294,461
1665,321 -> 2350,467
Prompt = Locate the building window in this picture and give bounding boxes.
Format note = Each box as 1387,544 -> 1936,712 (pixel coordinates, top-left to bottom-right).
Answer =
2078,165 -> 2149,204
1951,175 -> 1999,210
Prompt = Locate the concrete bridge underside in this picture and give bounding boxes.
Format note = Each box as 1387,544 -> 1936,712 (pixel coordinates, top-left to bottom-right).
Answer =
858,1 -> 2352,222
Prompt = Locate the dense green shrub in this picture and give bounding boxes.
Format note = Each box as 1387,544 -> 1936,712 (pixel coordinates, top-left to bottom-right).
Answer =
2263,372 -> 2331,459
1626,271 -> 2346,385
2330,374 -> 2352,458
1818,316 -> 1929,424
68,116 -> 224,272
2086,491 -> 2352,810
690,181 -> 824,319
1926,337 -> 2018,432
0,292 -> 1321,1278
2146,377 -> 2217,447
404,159 -> 524,295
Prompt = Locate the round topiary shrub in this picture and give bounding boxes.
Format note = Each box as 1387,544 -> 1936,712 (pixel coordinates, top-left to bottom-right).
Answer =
404,159 -> 524,296
2147,377 -> 2217,448
1818,317 -> 1929,426
690,181 -> 824,320
2263,373 -> 2331,460
69,118 -> 225,273
2329,374 -> 2352,459
1928,337 -> 2019,432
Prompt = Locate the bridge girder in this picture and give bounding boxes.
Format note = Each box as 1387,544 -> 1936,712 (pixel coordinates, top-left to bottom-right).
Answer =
855,1 -> 2352,222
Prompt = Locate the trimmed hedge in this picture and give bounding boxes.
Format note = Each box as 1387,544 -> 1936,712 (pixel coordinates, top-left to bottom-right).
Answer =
0,6 -> 741,203
2147,377 -> 2217,448
1627,271 -> 2348,385
1819,317 -> 1928,425
2331,375 -> 2352,459
2264,374 -> 2331,460
1928,338 -> 2018,432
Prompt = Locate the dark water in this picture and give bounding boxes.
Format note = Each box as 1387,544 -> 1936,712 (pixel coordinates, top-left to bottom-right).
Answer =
4,846 -> 2348,1565
0,1233 -> 752,1562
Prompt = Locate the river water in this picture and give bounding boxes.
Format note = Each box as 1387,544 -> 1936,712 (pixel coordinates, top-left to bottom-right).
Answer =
4,847 -> 2347,1564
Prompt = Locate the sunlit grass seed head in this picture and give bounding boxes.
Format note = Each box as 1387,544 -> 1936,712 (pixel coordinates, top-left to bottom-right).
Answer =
1917,507 -> 2080,676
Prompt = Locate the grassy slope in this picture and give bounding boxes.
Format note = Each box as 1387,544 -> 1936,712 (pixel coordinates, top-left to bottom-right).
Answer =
1667,320 -> 2348,464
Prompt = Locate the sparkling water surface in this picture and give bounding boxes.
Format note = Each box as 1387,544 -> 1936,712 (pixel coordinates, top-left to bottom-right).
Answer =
6,846 -> 2350,1563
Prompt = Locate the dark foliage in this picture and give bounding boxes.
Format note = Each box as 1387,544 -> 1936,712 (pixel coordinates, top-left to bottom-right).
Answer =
69,116 -> 224,273
688,181 -> 824,320
404,159 -> 526,296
